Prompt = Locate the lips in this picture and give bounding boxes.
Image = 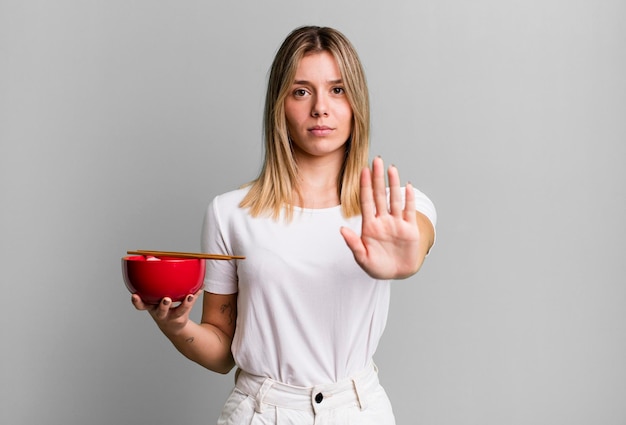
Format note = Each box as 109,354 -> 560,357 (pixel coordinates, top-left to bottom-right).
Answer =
308,125 -> 334,137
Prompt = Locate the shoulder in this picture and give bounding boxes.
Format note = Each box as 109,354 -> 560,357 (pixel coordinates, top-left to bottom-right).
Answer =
209,186 -> 251,211
204,187 -> 251,229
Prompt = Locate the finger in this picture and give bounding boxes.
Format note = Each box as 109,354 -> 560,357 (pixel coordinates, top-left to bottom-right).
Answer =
170,291 -> 201,319
154,297 -> 172,320
359,166 -> 375,218
131,294 -> 149,311
388,164 -> 403,217
372,157 -> 388,216
403,182 -> 417,224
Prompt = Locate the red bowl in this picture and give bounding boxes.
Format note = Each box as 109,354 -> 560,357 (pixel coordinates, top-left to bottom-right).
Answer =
122,255 -> 205,304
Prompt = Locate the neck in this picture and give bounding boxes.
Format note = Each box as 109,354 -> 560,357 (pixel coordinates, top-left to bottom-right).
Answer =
293,155 -> 343,209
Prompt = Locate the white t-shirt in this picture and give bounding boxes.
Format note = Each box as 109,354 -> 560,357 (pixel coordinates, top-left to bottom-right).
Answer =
201,187 -> 436,386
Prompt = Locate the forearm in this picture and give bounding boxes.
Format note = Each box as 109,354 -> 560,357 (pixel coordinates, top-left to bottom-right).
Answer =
162,320 -> 235,374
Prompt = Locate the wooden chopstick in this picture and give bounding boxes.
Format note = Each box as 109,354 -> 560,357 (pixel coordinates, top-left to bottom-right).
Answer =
127,250 -> 245,260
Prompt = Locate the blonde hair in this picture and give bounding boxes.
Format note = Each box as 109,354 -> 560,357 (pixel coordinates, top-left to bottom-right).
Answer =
240,26 -> 370,219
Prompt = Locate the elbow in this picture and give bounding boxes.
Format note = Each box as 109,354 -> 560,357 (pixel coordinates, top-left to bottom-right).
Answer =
209,355 -> 236,375
215,362 -> 236,375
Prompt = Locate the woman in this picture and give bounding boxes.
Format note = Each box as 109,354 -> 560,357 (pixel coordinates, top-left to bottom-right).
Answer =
132,26 -> 436,424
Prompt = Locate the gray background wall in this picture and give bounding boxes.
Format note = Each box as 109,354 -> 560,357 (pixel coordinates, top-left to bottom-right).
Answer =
1,1 -> 625,424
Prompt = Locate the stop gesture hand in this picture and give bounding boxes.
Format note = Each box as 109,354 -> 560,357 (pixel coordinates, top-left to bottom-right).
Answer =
341,157 -> 428,280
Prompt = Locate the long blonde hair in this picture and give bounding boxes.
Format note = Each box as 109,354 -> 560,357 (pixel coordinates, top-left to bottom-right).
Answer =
240,26 -> 370,219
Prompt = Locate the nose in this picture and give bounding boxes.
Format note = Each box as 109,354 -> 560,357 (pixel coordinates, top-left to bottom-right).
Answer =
311,94 -> 329,117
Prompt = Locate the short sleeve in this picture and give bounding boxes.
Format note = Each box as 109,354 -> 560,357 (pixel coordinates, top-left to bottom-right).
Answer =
201,196 -> 239,294
412,187 -> 437,229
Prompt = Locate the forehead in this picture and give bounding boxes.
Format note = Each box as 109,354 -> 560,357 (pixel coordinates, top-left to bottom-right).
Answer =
294,51 -> 342,79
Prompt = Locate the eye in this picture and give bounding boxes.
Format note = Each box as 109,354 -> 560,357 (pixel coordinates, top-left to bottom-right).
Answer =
332,86 -> 345,95
293,88 -> 309,97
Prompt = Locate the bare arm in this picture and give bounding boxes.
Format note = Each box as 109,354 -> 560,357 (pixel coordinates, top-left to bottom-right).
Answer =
414,210 -> 436,270
131,291 -> 237,374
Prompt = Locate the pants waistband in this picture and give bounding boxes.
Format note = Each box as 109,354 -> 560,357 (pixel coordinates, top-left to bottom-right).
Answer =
234,363 -> 380,414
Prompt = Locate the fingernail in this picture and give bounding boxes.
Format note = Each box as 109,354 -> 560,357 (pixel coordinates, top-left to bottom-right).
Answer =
162,299 -> 170,306
187,295 -> 194,303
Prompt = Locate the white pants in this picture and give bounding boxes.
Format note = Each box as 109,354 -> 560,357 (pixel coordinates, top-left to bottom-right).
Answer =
216,363 -> 396,425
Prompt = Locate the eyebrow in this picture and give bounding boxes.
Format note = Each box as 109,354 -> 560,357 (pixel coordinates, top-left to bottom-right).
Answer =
293,79 -> 344,85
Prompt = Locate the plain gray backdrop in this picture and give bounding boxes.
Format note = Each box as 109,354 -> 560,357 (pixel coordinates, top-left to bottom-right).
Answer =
1,1 -> 625,424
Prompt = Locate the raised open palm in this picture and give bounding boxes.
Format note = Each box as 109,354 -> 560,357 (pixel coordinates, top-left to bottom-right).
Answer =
340,157 -> 423,280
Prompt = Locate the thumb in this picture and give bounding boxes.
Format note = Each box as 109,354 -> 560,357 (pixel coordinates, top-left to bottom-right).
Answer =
340,226 -> 366,259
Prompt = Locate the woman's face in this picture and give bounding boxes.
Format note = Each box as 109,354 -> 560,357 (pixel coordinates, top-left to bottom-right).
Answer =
284,51 -> 353,163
